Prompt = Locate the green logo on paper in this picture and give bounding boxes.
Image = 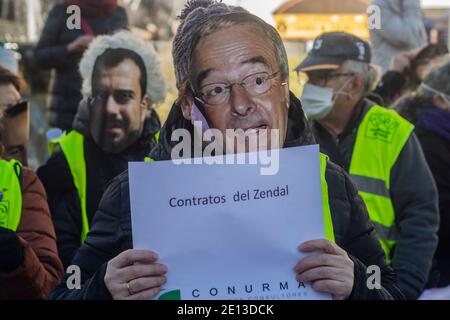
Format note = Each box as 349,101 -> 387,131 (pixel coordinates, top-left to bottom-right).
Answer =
158,289 -> 181,300
364,112 -> 399,143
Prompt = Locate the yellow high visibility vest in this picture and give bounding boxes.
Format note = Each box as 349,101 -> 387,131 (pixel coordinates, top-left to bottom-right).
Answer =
50,130 -> 161,244
349,105 -> 414,262
144,152 -> 336,242
319,152 -> 335,242
0,159 -> 22,231
50,131 -> 90,243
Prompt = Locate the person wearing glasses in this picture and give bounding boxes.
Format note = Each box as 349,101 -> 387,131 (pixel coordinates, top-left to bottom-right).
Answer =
297,32 -> 439,300
49,1 -> 405,300
37,31 -> 166,269
0,65 -> 63,299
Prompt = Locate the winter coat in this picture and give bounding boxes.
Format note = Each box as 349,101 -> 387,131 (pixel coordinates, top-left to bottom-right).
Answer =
395,96 -> 450,287
49,94 -> 405,300
0,167 -> 64,299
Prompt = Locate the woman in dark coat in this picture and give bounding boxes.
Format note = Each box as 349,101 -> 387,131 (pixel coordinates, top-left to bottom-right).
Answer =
395,61 -> 450,287
34,0 -> 128,131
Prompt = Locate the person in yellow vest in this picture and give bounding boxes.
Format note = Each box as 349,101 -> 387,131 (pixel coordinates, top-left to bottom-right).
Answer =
296,32 -> 439,299
37,31 -> 166,268
0,108 -> 63,299
0,65 -> 30,166
50,0 -> 404,300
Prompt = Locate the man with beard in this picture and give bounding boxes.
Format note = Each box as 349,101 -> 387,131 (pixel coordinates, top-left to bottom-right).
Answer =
37,31 -> 165,268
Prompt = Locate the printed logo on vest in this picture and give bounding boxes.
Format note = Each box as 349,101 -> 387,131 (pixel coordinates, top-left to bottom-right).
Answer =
364,112 -> 399,143
0,200 -> 10,227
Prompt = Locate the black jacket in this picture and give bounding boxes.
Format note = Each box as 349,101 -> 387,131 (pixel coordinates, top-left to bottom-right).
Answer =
37,105 -> 160,268
34,4 -> 128,130
396,96 -> 450,287
311,99 -> 439,299
49,94 -> 405,300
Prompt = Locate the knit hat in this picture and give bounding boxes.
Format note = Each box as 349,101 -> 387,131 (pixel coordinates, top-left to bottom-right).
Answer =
172,0 -> 248,89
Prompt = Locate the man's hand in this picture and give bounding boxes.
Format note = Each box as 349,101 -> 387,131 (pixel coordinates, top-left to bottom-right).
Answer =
66,35 -> 94,53
104,249 -> 168,300
294,239 -> 354,300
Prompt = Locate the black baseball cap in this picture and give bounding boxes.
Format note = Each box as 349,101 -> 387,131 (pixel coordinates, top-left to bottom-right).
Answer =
295,32 -> 371,72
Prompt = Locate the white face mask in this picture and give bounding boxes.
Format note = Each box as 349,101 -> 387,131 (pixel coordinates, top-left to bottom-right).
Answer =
300,78 -> 352,120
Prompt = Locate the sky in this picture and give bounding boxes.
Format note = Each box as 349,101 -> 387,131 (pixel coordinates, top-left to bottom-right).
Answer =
223,0 -> 450,25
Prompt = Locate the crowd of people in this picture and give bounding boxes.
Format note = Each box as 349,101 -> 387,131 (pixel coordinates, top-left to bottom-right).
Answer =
0,0 -> 449,300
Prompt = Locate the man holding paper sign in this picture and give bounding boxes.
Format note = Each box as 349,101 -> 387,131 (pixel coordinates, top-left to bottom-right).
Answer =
50,0 -> 404,300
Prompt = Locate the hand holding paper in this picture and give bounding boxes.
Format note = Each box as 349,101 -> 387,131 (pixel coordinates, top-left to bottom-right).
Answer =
104,249 -> 168,300
129,145 -> 332,300
295,239 -> 354,300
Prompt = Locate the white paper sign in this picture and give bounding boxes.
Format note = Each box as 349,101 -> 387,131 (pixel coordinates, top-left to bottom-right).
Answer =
129,144 -> 330,300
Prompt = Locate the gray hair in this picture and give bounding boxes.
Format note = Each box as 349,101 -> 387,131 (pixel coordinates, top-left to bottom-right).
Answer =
340,60 -> 381,96
79,31 -> 166,106
172,0 -> 288,91
188,13 -> 289,88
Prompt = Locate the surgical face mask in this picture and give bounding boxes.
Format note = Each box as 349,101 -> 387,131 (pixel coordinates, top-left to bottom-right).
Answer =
300,78 -> 352,120
300,84 -> 334,120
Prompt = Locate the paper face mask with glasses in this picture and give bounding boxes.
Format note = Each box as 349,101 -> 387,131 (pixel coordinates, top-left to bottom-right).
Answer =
1,101 -> 30,166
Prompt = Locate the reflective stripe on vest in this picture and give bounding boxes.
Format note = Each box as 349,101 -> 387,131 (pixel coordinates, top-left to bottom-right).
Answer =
51,131 -> 90,244
0,159 -> 22,231
349,105 -> 414,261
143,153 -> 336,242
